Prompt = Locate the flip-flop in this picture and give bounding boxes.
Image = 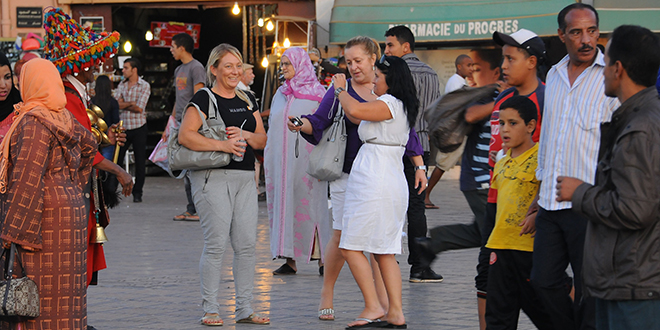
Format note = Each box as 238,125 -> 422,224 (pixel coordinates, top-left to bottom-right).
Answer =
236,312 -> 270,325
379,323 -> 407,329
273,263 -> 296,275
425,202 -> 439,209
174,211 -> 198,221
318,308 -> 335,321
200,313 -> 224,326
346,317 -> 387,329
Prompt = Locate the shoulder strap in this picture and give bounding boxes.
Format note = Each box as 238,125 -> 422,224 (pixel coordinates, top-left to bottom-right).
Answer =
199,87 -> 218,120
64,85 -> 84,105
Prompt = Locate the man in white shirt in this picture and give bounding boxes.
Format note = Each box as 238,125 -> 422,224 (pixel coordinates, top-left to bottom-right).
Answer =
529,4 -> 619,330
238,63 -> 255,92
444,54 -> 472,94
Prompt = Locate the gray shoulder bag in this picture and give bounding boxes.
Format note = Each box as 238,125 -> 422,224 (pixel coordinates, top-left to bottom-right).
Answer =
168,87 -> 231,173
306,92 -> 347,181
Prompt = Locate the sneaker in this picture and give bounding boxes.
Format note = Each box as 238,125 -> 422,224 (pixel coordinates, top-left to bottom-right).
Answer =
409,268 -> 444,283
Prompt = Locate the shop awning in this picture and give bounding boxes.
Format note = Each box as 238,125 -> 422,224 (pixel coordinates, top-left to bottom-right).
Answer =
330,0 -> 576,44
594,0 -> 660,33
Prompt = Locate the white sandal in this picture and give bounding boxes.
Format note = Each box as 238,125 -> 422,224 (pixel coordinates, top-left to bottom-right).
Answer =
318,308 -> 335,321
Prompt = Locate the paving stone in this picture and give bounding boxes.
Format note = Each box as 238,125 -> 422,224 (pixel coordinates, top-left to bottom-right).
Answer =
87,176 -> 534,329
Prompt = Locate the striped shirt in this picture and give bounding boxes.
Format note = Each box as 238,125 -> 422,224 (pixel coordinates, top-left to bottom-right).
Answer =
117,77 -> 151,130
460,97 -> 493,191
402,53 -> 441,152
536,51 -> 619,210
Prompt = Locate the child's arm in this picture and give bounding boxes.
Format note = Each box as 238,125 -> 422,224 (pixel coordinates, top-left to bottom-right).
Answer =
519,210 -> 538,237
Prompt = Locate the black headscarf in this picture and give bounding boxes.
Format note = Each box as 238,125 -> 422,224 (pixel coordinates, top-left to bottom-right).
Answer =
0,52 -> 22,122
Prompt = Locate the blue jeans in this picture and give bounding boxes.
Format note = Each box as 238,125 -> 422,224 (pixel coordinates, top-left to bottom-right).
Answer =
595,298 -> 660,330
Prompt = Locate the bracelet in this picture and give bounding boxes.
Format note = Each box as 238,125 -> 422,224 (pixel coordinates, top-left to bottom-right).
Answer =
334,87 -> 346,98
414,165 -> 427,172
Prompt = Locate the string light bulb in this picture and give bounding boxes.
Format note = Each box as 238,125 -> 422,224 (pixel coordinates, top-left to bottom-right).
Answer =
261,56 -> 269,68
232,2 -> 240,15
283,38 -> 291,48
258,18 -> 264,27
145,30 -> 153,41
266,20 -> 274,31
123,40 -> 132,53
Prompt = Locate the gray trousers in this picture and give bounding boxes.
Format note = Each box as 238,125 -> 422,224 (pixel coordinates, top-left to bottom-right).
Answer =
190,169 -> 258,319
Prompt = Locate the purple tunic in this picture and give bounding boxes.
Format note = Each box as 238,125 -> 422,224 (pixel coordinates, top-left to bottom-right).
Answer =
301,80 -> 423,174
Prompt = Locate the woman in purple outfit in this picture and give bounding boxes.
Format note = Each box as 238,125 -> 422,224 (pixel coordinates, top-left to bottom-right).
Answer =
287,37 -> 425,324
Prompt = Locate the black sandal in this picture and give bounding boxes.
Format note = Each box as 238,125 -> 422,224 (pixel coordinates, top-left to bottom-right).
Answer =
273,263 -> 296,275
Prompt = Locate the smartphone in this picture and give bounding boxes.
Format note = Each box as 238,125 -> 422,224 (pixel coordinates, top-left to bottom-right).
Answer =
289,117 -> 304,127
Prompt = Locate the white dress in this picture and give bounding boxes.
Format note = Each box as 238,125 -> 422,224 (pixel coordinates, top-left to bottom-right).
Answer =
339,94 -> 410,254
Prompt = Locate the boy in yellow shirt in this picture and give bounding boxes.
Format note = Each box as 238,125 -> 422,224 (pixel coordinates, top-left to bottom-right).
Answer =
486,96 -> 552,329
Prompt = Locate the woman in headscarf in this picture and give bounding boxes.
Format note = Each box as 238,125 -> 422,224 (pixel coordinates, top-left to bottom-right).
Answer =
0,52 -> 23,142
265,47 -> 330,275
0,58 -> 97,330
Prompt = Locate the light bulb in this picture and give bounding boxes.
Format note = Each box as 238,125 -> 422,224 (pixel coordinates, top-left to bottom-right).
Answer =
266,20 -> 274,31
283,38 -> 291,48
261,56 -> 269,68
145,30 -> 153,41
258,18 -> 264,27
123,41 -> 132,53
232,2 -> 240,15
273,41 -> 279,48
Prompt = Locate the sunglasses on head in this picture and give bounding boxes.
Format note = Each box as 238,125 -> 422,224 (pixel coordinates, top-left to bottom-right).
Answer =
379,55 -> 391,67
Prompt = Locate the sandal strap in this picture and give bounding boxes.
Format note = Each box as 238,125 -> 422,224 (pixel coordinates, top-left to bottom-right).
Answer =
318,308 -> 335,316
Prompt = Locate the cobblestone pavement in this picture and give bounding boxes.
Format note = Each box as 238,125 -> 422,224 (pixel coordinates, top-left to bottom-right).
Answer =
87,174 -> 533,330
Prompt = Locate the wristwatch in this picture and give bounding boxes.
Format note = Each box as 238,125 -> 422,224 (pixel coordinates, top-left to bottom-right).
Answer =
414,165 -> 427,172
334,87 -> 346,98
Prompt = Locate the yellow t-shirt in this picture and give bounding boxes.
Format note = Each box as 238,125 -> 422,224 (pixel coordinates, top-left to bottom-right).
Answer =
486,143 -> 539,252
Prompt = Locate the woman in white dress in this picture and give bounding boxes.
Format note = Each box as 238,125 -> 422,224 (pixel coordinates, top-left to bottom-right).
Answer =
333,56 -> 427,329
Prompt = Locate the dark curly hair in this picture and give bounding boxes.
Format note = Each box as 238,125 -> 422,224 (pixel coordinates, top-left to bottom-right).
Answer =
375,55 -> 419,129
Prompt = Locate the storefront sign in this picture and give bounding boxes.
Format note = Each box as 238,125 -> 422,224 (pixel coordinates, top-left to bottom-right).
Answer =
329,0 -> 574,43
16,7 -> 42,28
388,19 -> 521,40
150,21 -> 201,48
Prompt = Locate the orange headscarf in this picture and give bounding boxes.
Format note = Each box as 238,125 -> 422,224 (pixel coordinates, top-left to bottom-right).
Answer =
0,58 -> 72,193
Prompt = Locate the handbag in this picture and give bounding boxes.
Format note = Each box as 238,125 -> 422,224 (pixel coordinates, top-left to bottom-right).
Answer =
0,243 -> 39,320
306,95 -> 347,181
168,87 -> 231,172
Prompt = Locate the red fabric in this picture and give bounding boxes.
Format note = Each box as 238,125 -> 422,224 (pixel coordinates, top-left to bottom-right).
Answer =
64,81 -> 107,285
64,82 -> 104,166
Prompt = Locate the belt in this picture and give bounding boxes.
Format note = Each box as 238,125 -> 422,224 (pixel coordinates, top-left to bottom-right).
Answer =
363,137 -> 405,147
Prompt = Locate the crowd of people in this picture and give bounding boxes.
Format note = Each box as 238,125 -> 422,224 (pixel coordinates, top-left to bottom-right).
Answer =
0,3 -> 659,330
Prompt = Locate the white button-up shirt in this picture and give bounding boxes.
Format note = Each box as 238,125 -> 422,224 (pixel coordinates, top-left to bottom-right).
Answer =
536,51 -> 619,211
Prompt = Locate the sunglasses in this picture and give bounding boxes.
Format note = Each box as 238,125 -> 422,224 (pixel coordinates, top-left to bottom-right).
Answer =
379,55 -> 391,67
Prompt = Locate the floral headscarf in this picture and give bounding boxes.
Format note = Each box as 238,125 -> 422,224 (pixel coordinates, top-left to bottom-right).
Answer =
278,47 -> 326,102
